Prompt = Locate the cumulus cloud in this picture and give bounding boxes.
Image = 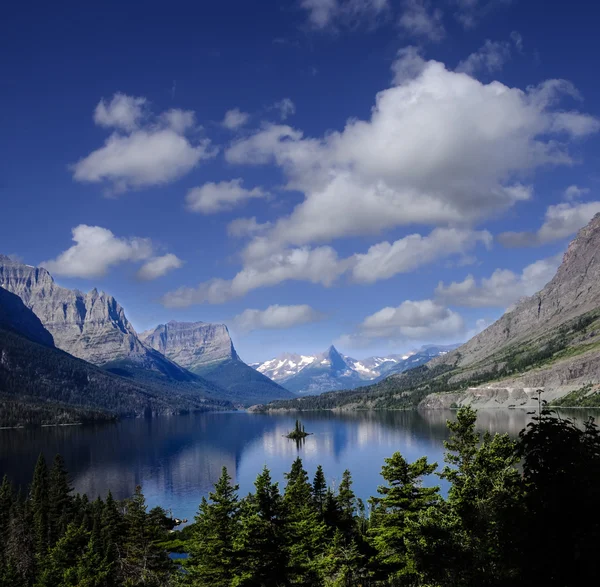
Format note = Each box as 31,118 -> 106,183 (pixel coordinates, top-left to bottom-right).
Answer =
222,108 -> 249,130
186,179 -> 268,214
456,39 -> 512,75
227,217 -> 272,238
350,228 -> 492,283
435,253 -> 563,308
161,246 -> 345,307
136,254 -> 183,281
225,53 -> 598,254
498,200 -> 600,247
301,0 -> 389,30
360,299 -> 465,340
234,304 -> 324,332
41,225 -> 182,280
399,0 -> 445,42
93,93 -> 147,131
564,185 -> 590,201
42,225 -> 153,278
72,93 -> 215,194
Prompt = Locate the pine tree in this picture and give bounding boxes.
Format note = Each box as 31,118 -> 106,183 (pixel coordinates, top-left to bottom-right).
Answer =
336,470 -> 356,539
30,454 -> 49,556
369,453 -> 440,582
188,467 -> 240,587
122,485 -> 172,586
283,458 -> 327,583
234,467 -> 288,586
312,465 -> 327,514
6,492 -> 35,586
48,455 -> 73,546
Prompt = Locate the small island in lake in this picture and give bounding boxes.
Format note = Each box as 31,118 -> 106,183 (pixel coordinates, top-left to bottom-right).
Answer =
286,419 -> 311,439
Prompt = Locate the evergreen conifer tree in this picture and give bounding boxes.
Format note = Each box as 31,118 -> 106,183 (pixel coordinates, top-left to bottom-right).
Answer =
30,454 -> 49,556
283,458 -> 327,583
369,453 -> 439,581
234,467 -> 288,586
188,467 -> 240,587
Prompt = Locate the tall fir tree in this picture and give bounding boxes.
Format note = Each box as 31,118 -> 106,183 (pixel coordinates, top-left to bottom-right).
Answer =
188,467 -> 240,587
369,453 -> 440,582
30,454 -> 49,557
312,465 -> 327,514
283,458 -> 327,584
48,455 -> 73,547
234,467 -> 288,586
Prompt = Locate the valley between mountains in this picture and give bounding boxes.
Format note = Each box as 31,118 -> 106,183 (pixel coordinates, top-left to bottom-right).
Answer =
3,213 -> 600,426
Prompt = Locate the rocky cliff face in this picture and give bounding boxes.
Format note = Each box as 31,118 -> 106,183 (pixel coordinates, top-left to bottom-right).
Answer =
433,214 -> 600,371
0,256 -> 189,375
140,320 -> 293,405
140,321 -> 238,371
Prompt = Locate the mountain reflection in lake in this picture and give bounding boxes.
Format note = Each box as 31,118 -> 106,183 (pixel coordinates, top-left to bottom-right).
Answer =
1,409 -> 597,522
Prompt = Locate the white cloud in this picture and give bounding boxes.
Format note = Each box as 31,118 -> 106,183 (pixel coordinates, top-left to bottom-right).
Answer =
456,39 -> 511,75
301,0 -> 389,30
350,227 -> 492,283
41,225 -> 154,278
436,253 -> 563,308
186,179 -> 267,214
273,98 -> 296,121
93,93 -> 147,131
564,185 -> 590,201
498,200 -> 600,247
72,93 -> 215,194
161,246 -> 346,307
234,304 -> 324,332
360,299 -> 465,339
225,54 -> 597,254
161,227 -> 492,307
399,0 -> 445,42
222,108 -> 249,130
227,217 -> 272,238
136,254 -> 183,281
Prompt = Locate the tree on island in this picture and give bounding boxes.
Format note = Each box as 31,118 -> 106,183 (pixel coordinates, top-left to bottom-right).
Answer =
286,419 -> 311,440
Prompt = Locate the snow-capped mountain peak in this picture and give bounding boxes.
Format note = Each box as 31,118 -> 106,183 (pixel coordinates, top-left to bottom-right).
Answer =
253,344 -> 460,395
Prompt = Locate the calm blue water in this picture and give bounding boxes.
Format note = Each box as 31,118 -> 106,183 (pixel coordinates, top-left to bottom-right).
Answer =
0,409 -> 596,522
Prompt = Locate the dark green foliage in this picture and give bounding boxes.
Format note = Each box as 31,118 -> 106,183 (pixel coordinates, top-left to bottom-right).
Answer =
187,467 -> 240,587
287,419 -> 310,439
3,409 -> 600,586
0,459 -> 177,587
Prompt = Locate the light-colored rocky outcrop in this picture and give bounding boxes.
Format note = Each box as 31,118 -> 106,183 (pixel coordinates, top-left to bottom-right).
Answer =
0,256 -> 170,369
431,213 -> 600,371
140,321 -> 238,371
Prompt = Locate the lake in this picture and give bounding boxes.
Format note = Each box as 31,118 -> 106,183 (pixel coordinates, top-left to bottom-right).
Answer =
0,408 -> 597,522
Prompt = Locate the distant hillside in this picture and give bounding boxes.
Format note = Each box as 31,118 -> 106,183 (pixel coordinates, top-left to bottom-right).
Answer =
140,321 -> 294,406
0,287 -> 231,426
261,215 -> 600,412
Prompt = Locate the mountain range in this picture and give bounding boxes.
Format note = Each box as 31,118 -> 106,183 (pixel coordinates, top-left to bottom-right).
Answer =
253,344 -> 458,394
0,256 -> 292,422
258,214 -> 600,411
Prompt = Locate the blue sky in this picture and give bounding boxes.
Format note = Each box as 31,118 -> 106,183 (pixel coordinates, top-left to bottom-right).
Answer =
2,0 -> 600,363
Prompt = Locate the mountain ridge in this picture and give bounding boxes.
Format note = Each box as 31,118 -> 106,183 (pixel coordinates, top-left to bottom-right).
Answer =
254,344 -> 458,394
141,320 -> 294,405
259,214 -> 600,411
